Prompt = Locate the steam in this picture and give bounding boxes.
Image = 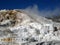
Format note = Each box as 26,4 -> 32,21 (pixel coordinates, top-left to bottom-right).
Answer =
22,5 -> 60,18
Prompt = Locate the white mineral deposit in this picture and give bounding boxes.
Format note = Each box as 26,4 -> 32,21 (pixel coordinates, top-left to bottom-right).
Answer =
0,10 -> 60,45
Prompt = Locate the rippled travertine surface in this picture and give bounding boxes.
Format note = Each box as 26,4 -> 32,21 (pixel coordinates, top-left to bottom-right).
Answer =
0,10 -> 60,45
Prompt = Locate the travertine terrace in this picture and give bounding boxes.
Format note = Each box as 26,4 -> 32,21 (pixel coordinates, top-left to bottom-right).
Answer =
0,10 -> 60,45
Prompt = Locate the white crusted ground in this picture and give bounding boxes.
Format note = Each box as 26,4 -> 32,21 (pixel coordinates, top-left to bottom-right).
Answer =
0,10 -> 60,45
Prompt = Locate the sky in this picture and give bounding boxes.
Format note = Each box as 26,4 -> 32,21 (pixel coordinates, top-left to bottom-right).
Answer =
0,0 -> 60,10
0,0 -> 60,17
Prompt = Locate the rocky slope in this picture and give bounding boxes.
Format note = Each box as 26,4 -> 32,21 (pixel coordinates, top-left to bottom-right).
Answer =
0,10 -> 60,45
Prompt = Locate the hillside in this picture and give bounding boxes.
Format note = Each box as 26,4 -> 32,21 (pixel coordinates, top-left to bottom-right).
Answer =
0,10 -> 60,45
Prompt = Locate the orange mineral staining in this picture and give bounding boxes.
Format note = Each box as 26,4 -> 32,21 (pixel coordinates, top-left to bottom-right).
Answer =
1,38 -> 15,42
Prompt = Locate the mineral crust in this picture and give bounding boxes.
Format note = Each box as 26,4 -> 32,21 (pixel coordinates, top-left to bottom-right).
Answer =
0,10 -> 60,45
